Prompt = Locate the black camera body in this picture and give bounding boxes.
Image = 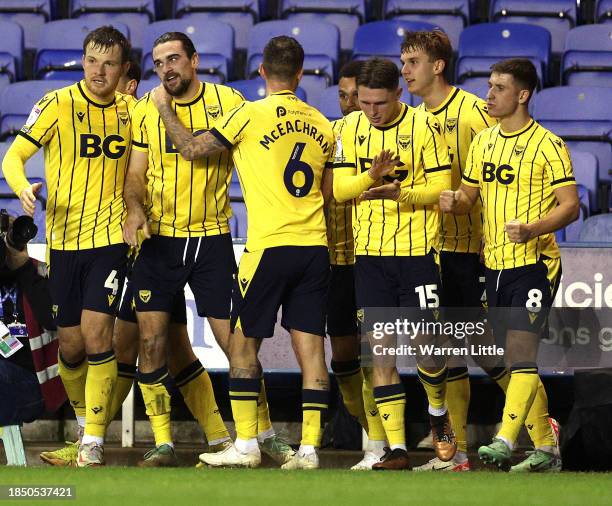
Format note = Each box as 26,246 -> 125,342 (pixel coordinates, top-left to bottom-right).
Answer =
0,209 -> 38,253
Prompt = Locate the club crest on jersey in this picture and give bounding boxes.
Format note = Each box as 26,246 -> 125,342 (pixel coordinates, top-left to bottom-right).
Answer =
397,135 -> 412,151
445,118 -> 458,133
513,145 -> 526,157
119,113 -> 129,126
207,105 -> 220,119
139,290 -> 151,303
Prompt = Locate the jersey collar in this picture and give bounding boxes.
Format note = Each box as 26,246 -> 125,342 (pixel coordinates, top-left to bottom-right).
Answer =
270,90 -> 296,96
372,102 -> 409,131
499,119 -> 536,138
426,87 -> 460,115
173,82 -> 205,107
77,80 -> 116,108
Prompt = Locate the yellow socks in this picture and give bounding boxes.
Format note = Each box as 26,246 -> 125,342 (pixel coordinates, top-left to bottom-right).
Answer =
301,389 -> 329,447
58,353 -> 88,424
362,367 -> 387,442
331,360 -> 368,430
138,366 -> 173,447
525,378 -> 556,448
373,383 -> 406,448
108,362 -> 136,422
175,360 -> 230,444
257,377 -> 273,438
84,350 -> 117,439
229,378 -> 260,442
417,366 -> 448,413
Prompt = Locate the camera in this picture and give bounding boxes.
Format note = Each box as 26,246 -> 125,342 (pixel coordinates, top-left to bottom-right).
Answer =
0,209 -> 38,252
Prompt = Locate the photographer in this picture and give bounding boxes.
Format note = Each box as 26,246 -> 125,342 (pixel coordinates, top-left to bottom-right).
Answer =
0,211 -> 65,427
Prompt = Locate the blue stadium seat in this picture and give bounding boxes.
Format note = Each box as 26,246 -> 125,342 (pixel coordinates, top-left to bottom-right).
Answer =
247,20 -> 339,105
383,0 -> 470,49
227,78 -> 307,102
489,0 -> 576,55
0,21 -> 23,95
279,0 -> 365,52
0,142 -> 45,179
229,180 -> 242,199
136,77 -> 159,97
458,82 -> 490,100
456,22 -> 550,89
0,177 -> 47,243
353,20 -> 439,69
0,80 -> 73,141
228,213 -> 238,237
142,19 -> 234,83
563,184 -> 588,242
562,25 -> 612,87
316,85 -> 341,120
0,1 -> 52,50
231,200 -> 247,238
578,214 -> 612,242
532,86 -> 612,183
174,0 -> 259,51
570,150 -> 599,213
596,0 -> 612,23
71,0 -> 156,51
35,20 -> 130,80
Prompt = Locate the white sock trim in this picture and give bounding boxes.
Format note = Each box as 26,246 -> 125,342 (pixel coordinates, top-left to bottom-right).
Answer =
81,435 -> 104,445
366,440 -> 387,455
390,443 -> 407,451
298,444 -> 316,456
428,405 -> 448,417
235,438 -> 259,454
76,416 -> 86,428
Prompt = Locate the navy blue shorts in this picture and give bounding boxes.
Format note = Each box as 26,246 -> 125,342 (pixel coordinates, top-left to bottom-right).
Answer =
49,244 -> 128,327
485,256 -> 561,338
440,251 -> 486,323
118,279 -> 187,324
231,246 -> 329,338
131,234 -> 235,319
326,264 -> 357,337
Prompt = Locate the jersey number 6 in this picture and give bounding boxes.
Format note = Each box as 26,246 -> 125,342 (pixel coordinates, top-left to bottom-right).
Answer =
284,142 -> 314,198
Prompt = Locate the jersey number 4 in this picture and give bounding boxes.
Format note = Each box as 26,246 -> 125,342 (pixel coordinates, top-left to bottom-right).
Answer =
284,142 -> 314,198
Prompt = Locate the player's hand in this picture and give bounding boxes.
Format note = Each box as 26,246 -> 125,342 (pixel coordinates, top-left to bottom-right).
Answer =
360,180 -> 401,201
505,219 -> 533,243
123,208 -> 150,247
19,182 -> 42,217
150,84 -> 172,111
367,150 -> 401,180
439,190 -> 457,213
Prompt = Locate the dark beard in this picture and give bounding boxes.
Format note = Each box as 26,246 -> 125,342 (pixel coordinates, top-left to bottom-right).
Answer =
163,77 -> 192,97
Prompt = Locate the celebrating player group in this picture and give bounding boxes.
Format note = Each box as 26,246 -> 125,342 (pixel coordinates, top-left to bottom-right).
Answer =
1,22 -> 578,472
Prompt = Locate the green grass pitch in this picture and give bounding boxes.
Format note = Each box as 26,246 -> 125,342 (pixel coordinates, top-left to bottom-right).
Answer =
1,468 -> 612,506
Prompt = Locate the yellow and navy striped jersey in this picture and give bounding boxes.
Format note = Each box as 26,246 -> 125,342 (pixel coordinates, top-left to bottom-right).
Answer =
14,80 -> 132,250
463,119 -> 575,270
327,118 -> 354,265
417,87 -> 494,253
334,103 -> 451,257
131,82 -> 244,237
212,90 -> 334,251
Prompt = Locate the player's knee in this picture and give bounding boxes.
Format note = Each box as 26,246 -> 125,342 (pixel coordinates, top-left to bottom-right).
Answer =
330,335 -> 359,362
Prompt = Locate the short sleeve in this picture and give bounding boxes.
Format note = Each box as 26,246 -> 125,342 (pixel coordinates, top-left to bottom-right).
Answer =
210,102 -> 250,149
545,136 -> 575,189
18,93 -> 58,148
422,114 -> 451,174
462,132 -> 483,187
131,96 -> 149,152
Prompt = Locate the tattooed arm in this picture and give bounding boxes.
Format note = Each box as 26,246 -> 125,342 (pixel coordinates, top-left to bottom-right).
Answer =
151,85 -> 228,161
